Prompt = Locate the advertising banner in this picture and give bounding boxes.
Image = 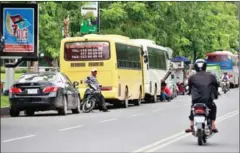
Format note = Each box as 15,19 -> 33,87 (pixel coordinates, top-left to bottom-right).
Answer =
0,3 -> 38,58
80,2 -> 99,34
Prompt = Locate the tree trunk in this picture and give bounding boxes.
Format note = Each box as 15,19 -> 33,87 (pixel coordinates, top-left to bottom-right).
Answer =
52,59 -> 58,67
33,61 -> 38,72
27,61 -> 31,72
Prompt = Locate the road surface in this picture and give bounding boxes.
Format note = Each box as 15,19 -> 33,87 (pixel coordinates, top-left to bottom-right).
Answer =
1,89 -> 239,152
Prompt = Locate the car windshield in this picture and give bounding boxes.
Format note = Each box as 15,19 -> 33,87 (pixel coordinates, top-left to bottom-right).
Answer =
18,73 -> 57,83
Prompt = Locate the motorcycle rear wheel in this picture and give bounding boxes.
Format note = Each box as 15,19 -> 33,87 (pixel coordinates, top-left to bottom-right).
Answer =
197,129 -> 203,146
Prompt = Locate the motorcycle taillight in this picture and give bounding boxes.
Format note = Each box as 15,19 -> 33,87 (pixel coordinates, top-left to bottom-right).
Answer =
194,108 -> 205,114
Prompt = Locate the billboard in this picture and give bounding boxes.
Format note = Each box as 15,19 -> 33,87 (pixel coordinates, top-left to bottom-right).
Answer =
80,2 -> 99,34
0,3 -> 38,58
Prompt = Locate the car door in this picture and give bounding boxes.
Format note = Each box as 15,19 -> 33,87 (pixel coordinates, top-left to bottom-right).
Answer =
59,74 -> 74,108
61,73 -> 76,107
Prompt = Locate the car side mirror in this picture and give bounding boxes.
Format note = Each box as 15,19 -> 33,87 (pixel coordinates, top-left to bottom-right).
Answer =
73,81 -> 79,88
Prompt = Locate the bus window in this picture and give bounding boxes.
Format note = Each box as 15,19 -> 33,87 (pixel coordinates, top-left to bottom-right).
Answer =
64,41 -> 110,61
148,47 -> 167,70
207,55 -> 228,62
116,43 -> 141,70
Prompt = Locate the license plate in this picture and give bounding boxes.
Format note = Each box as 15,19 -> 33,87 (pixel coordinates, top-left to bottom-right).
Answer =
194,116 -> 205,123
27,89 -> 38,94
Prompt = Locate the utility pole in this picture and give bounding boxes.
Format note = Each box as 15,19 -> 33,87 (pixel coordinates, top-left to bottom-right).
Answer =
238,1 -> 240,76
238,2 -> 240,55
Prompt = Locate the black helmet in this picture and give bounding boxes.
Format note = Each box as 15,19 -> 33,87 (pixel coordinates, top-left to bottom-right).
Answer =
194,59 -> 207,72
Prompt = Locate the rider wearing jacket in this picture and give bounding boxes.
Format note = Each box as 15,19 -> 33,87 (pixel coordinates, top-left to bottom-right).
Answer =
185,59 -> 219,133
85,68 -> 109,112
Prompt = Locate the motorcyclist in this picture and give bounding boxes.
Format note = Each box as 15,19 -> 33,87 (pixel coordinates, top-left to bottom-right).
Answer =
221,72 -> 230,90
85,68 -> 109,112
185,59 -> 219,133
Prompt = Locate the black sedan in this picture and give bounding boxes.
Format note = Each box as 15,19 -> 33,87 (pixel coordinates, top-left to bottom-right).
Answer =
9,72 -> 81,117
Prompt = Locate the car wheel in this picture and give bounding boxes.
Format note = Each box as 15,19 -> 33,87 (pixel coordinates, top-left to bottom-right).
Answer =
72,97 -> 81,114
58,95 -> 68,115
25,110 -> 35,116
9,108 -> 20,117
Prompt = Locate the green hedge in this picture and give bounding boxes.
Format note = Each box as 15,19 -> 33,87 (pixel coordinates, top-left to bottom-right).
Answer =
0,67 -> 27,73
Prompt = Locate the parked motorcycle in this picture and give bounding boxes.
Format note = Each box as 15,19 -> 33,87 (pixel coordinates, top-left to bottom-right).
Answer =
81,77 -> 101,113
191,103 -> 214,145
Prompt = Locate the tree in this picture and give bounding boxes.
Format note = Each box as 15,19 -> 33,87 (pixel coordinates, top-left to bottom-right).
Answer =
38,1 -> 239,62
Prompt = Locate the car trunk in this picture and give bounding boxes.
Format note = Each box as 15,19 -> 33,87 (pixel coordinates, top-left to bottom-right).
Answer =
13,82 -> 52,96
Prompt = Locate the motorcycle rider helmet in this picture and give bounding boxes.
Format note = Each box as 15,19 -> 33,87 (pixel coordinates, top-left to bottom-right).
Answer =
194,59 -> 207,72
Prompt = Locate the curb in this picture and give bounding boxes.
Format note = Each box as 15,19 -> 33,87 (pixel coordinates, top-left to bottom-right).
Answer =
1,107 -> 9,117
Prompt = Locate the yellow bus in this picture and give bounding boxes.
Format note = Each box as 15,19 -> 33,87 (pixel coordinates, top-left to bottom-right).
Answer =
59,34 -> 144,108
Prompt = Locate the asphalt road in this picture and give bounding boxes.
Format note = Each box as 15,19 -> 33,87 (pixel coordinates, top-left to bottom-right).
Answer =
1,89 -> 239,152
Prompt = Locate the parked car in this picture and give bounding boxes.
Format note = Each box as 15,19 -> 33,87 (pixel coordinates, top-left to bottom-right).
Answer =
9,72 -> 81,117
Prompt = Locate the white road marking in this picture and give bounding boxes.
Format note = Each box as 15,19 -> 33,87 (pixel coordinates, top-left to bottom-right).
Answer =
152,109 -> 162,113
131,113 -> 144,117
2,135 -> 36,143
146,110 -> 239,152
100,118 -> 118,123
132,132 -> 185,152
58,125 -> 83,132
133,109 -> 239,152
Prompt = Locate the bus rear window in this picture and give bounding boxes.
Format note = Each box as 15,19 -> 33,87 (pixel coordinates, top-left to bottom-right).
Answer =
64,42 -> 110,61
207,55 -> 229,62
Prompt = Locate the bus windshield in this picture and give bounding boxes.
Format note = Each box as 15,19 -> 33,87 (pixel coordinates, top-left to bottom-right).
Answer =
207,55 -> 229,62
64,41 -> 110,61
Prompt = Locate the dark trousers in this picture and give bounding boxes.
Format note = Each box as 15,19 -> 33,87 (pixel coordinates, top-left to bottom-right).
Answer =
189,100 -> 217,121
96,93 -> 108,111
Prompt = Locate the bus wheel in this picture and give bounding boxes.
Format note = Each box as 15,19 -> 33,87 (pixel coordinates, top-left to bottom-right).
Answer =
134,88 -> 142,106
152,86 -> 157,103
123,88 -> 129,108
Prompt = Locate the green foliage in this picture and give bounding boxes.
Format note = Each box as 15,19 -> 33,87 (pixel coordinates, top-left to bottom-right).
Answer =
99,2 -> 239,60
39,2 -> 86,58
39,2 -> 239,61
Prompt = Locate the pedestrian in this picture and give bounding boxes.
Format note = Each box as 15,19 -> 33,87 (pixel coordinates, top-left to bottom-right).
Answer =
160,81 -> 172,102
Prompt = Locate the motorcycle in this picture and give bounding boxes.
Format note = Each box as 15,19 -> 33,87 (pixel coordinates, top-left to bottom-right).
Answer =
81,77 -> 101,113
222,80 -> 228,94
177,81 -> 185,95
191,103 -> 214,146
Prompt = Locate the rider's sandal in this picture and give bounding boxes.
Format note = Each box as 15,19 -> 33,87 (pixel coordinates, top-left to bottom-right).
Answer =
185,125 -> 194,133
212,128 -> 218,133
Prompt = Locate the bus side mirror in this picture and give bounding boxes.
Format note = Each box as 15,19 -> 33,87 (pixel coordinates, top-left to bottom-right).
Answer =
144,55 -> 148,63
